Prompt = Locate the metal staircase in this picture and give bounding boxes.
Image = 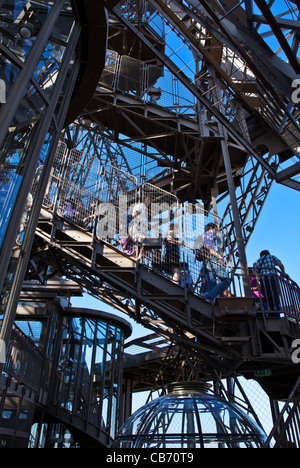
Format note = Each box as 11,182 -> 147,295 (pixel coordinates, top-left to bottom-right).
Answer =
25,0 -> 300,405
1,0 -> 300,448
76,1 -> 300,272
26,148 -> 300,400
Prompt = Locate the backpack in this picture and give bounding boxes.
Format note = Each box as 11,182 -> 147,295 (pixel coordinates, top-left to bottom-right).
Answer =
194,246 -> 210,262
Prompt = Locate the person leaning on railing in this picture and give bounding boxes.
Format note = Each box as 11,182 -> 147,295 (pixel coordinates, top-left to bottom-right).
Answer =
253,250 -> 289,314
201,223 -> 230,299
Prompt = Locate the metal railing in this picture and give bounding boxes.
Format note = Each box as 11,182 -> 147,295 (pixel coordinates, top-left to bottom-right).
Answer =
98,49 -> 197,119
250,270 -> 300,322
3,324 -> 45,392
42,144 -> 300,315
42,147 -> 231,300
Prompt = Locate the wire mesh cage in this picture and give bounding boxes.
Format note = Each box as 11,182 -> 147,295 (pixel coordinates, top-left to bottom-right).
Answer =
50,146 -> 102,231
43,155 -> 231,299
117,55 -> 145,98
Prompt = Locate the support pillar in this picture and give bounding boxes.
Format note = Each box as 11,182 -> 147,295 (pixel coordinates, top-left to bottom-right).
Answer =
220,137 -> 251,297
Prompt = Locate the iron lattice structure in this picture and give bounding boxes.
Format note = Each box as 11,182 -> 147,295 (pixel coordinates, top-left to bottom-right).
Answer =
25,0 -> 300,443
45,1 -> 300,361
63,0 -> 300,270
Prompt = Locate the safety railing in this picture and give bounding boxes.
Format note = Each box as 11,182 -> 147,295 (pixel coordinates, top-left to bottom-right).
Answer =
42,144 -> 300,316
232,269 -> 300,321
98,50 -> 197,119
42,147 -> 231,300
3,324 -> 45,392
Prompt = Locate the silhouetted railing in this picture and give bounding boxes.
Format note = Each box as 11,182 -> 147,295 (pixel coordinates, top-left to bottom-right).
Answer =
3,324 -> 45,391
250,270 -> 300,321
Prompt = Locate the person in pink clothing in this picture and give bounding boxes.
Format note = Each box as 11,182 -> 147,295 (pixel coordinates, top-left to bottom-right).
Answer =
249,268 -> 264,309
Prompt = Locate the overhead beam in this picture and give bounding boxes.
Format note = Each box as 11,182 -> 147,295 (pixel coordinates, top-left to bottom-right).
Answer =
276,161 -> 300,182
252,15 -> 300,33
253,0 -> 300,73
112,6 -> 278,179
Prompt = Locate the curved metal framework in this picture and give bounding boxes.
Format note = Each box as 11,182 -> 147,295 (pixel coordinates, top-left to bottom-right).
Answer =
112,382 -> 267,448
0,0 -> 300,448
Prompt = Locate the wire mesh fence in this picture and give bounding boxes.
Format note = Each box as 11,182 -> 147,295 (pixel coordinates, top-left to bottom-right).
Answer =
42,145 -> 300,318
43,150 -> 231,299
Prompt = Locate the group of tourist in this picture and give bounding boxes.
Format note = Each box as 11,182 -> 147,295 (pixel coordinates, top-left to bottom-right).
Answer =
121,217 -> 231,300
59,195 -> 290,310
251,250 -> 289,316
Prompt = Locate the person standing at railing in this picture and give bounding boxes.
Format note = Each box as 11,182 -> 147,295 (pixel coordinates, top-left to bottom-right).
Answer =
202,223 -> 230,299
253,250 -> 289,315
162,223 -> 183,284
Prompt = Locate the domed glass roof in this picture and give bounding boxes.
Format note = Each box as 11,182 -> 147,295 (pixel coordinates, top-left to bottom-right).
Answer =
113,382 -> 267,448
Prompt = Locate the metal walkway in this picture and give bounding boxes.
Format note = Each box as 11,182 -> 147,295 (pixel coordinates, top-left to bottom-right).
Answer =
27,0 -> 300,402
30,201 -> 300,400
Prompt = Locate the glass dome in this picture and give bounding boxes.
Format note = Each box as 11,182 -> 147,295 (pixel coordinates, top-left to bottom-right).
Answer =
113,382 -> 267,448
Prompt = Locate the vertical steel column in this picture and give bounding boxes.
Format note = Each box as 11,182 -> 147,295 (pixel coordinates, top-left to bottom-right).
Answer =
220,135 -> 251,296
210,68 -> 251,296
0,2 -> 81,374
0,0 -> 68,288
0,1 -> 66,146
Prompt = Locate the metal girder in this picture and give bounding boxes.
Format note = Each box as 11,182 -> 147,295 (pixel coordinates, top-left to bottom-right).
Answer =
179,1 -> 297,97
31,219 -> 244,374
253,0 -> 300,73
178,0 -> 300,162
111,5 -> 278,180
62,3 -> 297,277
252,15 -> 300,34
106,2 -> 300,245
